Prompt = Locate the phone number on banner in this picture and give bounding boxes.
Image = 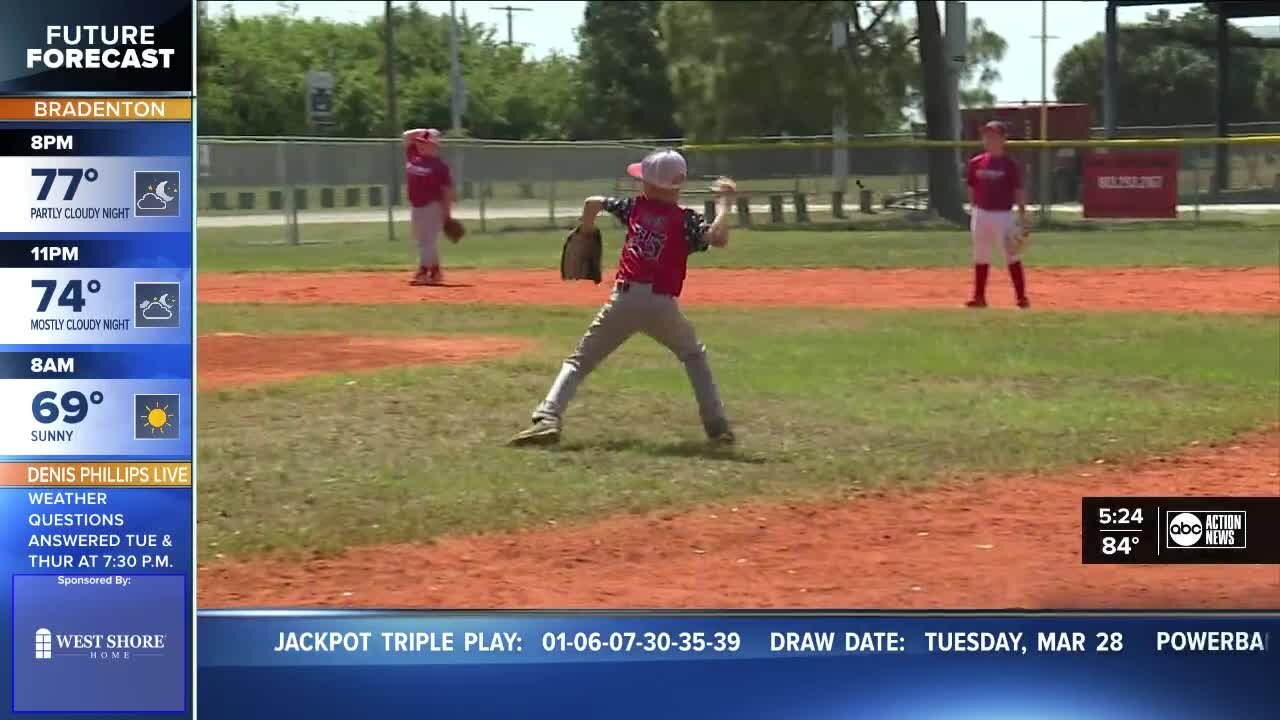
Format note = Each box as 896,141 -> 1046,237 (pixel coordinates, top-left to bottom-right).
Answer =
541,631 -> 742,655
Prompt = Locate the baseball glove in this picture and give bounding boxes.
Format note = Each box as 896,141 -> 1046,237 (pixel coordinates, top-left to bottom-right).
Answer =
1009,221 -> 1031,255
443,217 -> 466,243
709,176 -> 737,194
560,225 -> 603,284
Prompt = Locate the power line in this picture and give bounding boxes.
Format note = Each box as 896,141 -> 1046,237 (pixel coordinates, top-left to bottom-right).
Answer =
489,5 -> 533,46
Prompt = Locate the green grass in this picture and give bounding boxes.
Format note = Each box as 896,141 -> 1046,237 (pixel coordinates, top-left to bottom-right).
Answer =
197,303 -> 1280,559
198,216 -> 1280,273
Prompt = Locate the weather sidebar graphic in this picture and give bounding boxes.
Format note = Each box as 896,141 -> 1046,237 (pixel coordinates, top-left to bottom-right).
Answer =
0,1 -> 195,716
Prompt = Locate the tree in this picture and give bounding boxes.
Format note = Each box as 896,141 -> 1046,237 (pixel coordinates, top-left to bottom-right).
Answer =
195,0 -> 1009,142
915,0 -> 964,222
195,2 -> 235,135
1257,54 -> 1280,120
1055,8 -> 1268,127
900,14 -> 1008,110
576,1 -> 680,139
957,18 -> 1007,107
659,1 -> 917,141
196,2 -> 586,139
657,2 -> 1006,141
332,63 -> 386,137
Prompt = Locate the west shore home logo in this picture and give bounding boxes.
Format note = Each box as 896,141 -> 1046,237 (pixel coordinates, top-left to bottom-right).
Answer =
34,627 -> 169,661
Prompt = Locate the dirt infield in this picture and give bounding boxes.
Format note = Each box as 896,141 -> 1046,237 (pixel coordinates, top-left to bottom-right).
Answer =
200,267 -> 1280,313
197,268 -> 1277,609
199,333 -> 532,391
199,429 -> 1279,609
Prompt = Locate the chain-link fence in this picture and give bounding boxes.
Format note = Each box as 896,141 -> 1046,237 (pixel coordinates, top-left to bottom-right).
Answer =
1098,121 -> 1280,138
198,133 -> 1280,243
197,133 -> 937,242
198,137 -> 649,241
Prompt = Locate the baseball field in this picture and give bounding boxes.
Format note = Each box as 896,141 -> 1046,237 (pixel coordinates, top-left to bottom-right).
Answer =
195,215 -> 1280,609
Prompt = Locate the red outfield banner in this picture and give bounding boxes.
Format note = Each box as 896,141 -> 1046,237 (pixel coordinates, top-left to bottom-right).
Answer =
1082,151 -> 1179,218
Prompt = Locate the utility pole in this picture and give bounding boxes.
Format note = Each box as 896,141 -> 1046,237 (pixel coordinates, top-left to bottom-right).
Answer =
385,0 -> 399,238
831,14 -> 848,196
1103,1 -> 1118,138
489,5 -> 533,46
944,2 -> 967,181
385,0 -> 399,142
449,1 -> 466,197
1033,1 -> 1057,222
449,1 -> 463,131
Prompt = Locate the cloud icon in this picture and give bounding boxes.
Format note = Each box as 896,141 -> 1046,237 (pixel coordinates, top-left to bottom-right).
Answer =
141,303 -> 173,320
137,192 -> 167,210
139,295 -> 176,320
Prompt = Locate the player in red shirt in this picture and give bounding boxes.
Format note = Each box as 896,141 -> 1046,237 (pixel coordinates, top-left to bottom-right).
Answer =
965,121 -> 1030,308
402,128 -> 455,285
509,150 -> 736,446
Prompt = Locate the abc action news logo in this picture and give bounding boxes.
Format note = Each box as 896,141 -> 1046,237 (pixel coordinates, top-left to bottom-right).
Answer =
1166,510 -> 1247,550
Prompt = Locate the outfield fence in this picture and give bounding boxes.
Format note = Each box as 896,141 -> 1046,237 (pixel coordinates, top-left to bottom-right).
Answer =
197,133 -> 1280,244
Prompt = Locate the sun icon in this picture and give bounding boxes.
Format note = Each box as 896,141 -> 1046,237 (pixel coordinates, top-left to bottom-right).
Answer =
140,401 -> 174,436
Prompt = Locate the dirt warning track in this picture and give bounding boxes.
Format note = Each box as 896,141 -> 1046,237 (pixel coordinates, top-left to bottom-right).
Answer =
200,267 -> 1280,313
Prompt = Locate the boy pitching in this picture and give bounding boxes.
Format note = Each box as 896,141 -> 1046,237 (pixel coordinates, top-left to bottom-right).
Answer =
509,149 -> 736,446
403,128 -> 455,286
966,121 -> 1030,309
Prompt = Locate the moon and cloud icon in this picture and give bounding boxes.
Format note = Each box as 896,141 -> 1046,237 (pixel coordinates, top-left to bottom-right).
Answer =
139,293 -> 176,320
134,282 -> 182,328
134,171 -> 181,217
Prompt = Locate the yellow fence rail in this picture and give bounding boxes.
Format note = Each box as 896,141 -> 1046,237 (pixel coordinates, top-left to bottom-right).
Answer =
677,135 -> 1280,152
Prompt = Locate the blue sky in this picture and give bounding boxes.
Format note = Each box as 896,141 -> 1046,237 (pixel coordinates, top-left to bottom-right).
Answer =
214,2 -> 1268,104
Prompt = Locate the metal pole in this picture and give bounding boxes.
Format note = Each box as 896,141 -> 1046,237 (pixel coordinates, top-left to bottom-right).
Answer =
385,1 -> 399,241
276,141 -> 295,245
449,3 -> 466,198
548,178 -> 556,227
1103,1 -> 1118,138
831,15 -> 848,195
1215,8 -> 1230,194
450,2 -> 463,131
1193,155 -> 1201,226
1038,0 -> 1051,223
945,2 -> 967,184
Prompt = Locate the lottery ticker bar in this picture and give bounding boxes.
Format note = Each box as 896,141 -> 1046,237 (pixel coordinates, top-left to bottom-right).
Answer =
1,1 -> 194,715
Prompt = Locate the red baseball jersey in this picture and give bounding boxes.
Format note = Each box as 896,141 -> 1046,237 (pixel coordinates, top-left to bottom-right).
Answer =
603,195 -> 710,297
966,152 -> 1022,211
405,146 -> 453,207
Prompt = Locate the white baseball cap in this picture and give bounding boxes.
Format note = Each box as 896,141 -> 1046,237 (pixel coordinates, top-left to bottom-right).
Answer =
407,128 -> 442,144
627,149 -> 687,189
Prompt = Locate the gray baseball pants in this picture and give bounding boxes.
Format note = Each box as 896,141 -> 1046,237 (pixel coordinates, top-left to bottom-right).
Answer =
533,282 -> 727,431
411,202 -> 444,267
